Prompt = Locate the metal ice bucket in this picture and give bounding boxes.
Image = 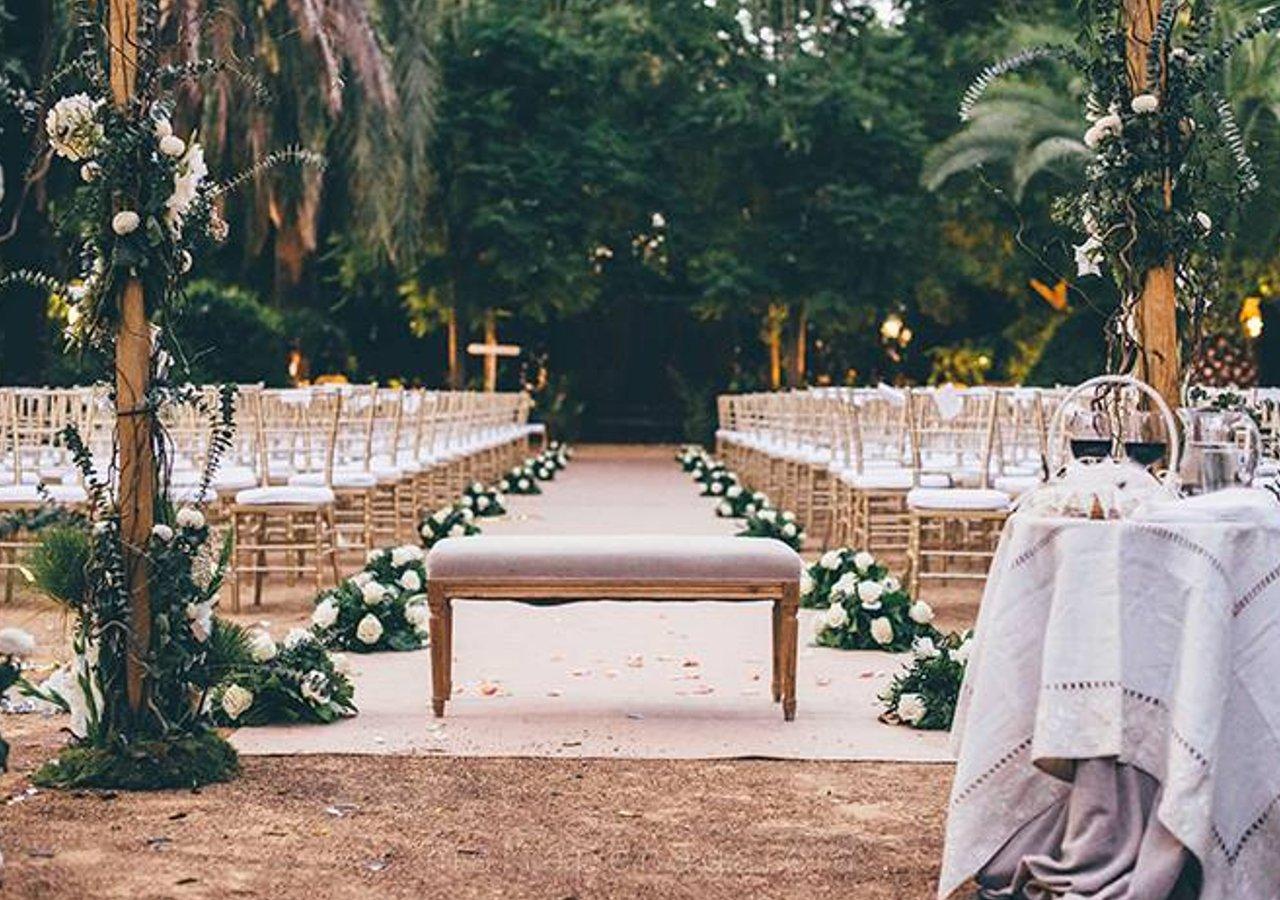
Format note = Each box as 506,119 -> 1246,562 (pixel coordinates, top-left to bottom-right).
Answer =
1178,407 -> 1261,495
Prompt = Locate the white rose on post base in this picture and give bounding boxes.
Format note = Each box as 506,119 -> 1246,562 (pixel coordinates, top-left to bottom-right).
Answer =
356,613 -> 384,646
896,692 -> 926,725
869,616 -> 894,646
221,684 -> 254,721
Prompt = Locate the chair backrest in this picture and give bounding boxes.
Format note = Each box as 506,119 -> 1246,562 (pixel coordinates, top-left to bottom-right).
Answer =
909,387 -> 1000,488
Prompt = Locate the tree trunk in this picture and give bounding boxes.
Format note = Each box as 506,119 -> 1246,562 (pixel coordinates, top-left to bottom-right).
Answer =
1124,0 -> 1181,409
109,0 -> 155,720
790,302 -> 807,387
446,306 -> 461,388
766,303 -> 785,390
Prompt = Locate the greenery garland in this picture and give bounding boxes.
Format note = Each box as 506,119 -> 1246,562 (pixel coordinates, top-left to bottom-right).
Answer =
879,631 -> 972,730
312,545 -> 430,653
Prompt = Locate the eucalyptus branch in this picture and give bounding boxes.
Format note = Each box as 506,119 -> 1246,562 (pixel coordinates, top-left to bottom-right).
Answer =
208,147 -> 328,199
960,46 -> 1086,121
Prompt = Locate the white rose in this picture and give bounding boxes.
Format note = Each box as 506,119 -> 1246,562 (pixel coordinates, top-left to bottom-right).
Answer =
80,161 -> 101,182
853,551 -> 875,573
913,636 -> 940,660
518,479 -> 530,490
1130,93 -> 1159,114
831,572 -> 859,598
908,600 -> 934,625
857,580 -> 884,608
390,546 -> 414,567
781,511 -> 796,522
460,495 -> 474,508
727,485 -> 742,499
283,627 -> 313,650
248,629 -> 278,662
404,602 -> 430,629
717,501 -> 732,516
164,140 -> 207,231
159,134 -> 186,157
151,523 -> 174,542
185,601 -> 214,642
499,480 -> 510,491
819,550 -> 843,570
351,571 -> 374,588
953,639 -> 973,666
175,506 -> 205,530
220,684 -> 254,721
449,524 -> 465,537
823,603 -> 849,629
494,493 -> 506,507
45,93 -> 104,161
477,496 -> 490,511
782,522 -> 797,537
300,670 -> 331,705
360,581 -> 387,606
366,548 -> 385,565
329,652 -> 352,675
759,509 -> 776,523
711,482 -> 724,494
461,508 -> 475,523
0,627 -> 36,657
870,616 -> 893,645
432,507 -> 451,524
1195,211 -> 1212,232
356,613 -> 384,645
399,569 -> 422,591
311,599 -> 339,631
112,210 -> 141,236
896,692 -> 926,725
745,504 -> 757,515
799,568 -> 815,597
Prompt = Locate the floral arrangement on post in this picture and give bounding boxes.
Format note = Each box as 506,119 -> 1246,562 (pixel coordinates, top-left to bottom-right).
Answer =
0,627 -> 37,770
879,631 -> 973,730
500,463 -> 543,496
462,482 -> 507,518
419,503 -> 481,550
737,506 -> 805,551
803,548 -> 938,652
717,485 -> 769,519
311,545 -> 430,652
0,2 -> 321,789
962,1 -> 1274,379
210,627 -> 356,726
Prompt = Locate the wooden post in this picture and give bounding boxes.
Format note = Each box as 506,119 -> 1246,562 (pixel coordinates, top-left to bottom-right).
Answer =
1124,0 -> 1181,409
446,307 -> 460,389
482,310 -> 497,392
109,0 -> 156,717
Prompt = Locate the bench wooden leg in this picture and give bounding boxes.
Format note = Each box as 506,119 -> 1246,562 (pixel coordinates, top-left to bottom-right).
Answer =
771,599 -> 782,704
780,583 -> 799,721
428,583 -> 451,717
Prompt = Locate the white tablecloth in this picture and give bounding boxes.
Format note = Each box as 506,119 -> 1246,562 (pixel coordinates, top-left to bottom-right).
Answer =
940,512 -> 1280,899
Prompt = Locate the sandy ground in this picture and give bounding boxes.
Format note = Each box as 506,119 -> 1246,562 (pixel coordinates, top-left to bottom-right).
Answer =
0,444 -> 978,898
0,715 -> 953,900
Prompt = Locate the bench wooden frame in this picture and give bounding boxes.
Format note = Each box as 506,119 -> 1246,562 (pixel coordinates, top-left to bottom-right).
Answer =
426,577 -> 801,721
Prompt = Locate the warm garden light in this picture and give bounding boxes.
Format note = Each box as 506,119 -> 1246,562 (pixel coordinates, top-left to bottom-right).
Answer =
1242,296 -> 1264,338
880,313 -> 904,341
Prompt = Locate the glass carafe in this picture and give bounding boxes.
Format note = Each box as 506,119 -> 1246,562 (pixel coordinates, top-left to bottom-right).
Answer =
1178,407 -> 1262,495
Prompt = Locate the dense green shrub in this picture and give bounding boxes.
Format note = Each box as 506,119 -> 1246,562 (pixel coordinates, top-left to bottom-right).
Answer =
172,281 -> 288,385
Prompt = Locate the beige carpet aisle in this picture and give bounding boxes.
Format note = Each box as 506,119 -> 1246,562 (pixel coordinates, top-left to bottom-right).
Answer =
232,445 -> 953,761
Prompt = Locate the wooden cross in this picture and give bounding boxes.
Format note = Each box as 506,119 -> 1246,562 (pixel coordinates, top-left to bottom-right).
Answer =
466,311 -> 520,392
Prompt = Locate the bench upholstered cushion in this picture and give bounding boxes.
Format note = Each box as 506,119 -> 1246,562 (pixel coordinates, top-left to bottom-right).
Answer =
427,535 -> 802,583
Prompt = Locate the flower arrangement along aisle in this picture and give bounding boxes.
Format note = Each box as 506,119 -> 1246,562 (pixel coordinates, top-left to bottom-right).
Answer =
529,454 -> 557,482
0,627 -> 36,770
500,462 -> 543,495
420,504 -> 482,550
545,441 -> 573,469
462,482 -> 507,518
210,627 -> 356,726
716,485 -> 769,519
803,548 -> 939,652
737,507 -> 805,551
676,445 -> 710,472
311,545 -> 431,652
879,632 -> 972,730
700,465 -> 739,498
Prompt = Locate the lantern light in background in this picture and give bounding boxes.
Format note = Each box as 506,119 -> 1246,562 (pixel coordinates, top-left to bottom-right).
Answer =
1241,296 -> 1264,339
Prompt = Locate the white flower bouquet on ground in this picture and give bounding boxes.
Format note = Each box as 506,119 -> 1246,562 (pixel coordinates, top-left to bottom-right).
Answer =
499,463 -> 542,495
529,455 -> 557,481
699,466 -> 739,498
879,631 -> 972,730
210,627 -> 356,726
804,548 -> 938,652
462,482 -> 507,518
0,627 -> 36,770
716,486 -> 768,519
737,506 -> 805,551
311,545 -> 431,652
676,445 -> 710,472
545,441 -> 573,469
419,504 -> 481,549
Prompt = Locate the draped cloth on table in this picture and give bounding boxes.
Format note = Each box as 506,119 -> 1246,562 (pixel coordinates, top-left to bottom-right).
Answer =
939,511 -> 1280,900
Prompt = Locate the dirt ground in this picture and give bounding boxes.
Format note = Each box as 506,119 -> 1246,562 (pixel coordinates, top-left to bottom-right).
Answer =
1,712 -> 953,900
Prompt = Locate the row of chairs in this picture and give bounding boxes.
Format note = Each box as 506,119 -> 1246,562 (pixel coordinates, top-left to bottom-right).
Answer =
717,386 -> 1063,598
0,385 -> 541,607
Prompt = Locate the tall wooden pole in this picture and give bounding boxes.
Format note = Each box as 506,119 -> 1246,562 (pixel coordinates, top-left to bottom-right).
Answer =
1124,0 -> 1181,409
109,0 -> 156,718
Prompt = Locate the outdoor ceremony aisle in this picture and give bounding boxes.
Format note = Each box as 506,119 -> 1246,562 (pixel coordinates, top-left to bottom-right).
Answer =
233,445 -> 952,761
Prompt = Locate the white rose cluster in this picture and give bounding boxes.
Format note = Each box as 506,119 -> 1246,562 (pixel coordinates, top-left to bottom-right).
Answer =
46,93 -> 104,161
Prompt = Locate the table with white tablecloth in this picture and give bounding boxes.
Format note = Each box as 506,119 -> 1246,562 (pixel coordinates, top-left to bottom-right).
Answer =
939,510 -> 1280,899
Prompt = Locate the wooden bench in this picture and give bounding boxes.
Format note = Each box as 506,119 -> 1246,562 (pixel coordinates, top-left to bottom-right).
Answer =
425,535 -> 803,720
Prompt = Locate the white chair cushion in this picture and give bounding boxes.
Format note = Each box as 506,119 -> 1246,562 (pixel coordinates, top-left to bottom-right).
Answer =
993,474 -> 1043,496
842,469 -> 950,490
907,487 -> 1011,512
213,465 -> 260,492
169,484 -> 219,504
235,486 -> 335,506
427,535 -> 802,583
288,469 -> 378,489
0,483 -> 88,504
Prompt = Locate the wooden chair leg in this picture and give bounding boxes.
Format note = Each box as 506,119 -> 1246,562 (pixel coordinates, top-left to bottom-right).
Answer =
230,513 -> 243,613
771,599 -> 782,703
428,583 -> 449,717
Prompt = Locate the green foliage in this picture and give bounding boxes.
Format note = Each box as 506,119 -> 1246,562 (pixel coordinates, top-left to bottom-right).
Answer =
173,280 -> 288,385
880,631 -> 972,731
737,508 -> 804,551
32,731 -> 238,791
28,524 -> 91,609
210,632 -> 356,726
804,548 -> 938,653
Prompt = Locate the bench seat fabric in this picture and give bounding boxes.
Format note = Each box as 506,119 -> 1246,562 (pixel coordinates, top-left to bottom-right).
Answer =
427,535 -> 801,583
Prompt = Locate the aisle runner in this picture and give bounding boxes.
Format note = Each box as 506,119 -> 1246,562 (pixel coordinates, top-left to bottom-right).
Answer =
232,446 -> 952,761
